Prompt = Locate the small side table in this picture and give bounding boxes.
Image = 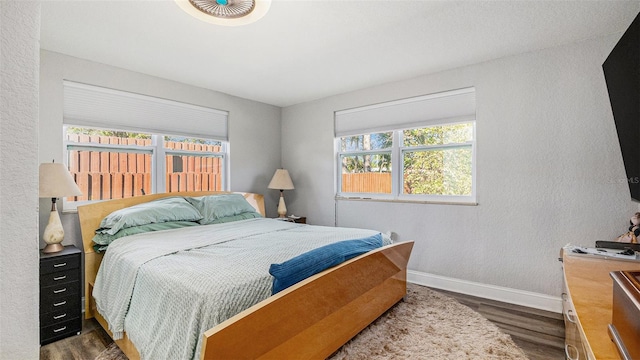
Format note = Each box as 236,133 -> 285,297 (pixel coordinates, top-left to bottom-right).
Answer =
275,216 -> 307,224
288,216 -> 306,224
40,245 -> 82,345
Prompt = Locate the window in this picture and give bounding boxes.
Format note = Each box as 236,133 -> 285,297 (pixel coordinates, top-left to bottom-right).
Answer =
335,88 -> 476,203
61,81 -> 230,210
338,132 -> 392,194
401,123 -> 474,197
164,135 -> 224,193
64,126 -> 227,208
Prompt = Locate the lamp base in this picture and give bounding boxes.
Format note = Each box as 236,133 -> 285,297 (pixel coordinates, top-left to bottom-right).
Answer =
43,205 -> 65,254
277,192 -> 287,218
42,243 -> 64,253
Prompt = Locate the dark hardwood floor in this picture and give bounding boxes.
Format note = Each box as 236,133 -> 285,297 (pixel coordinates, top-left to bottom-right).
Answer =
39,319 -> 111,360
40,288 -> 566,360
432,288 -> 566,360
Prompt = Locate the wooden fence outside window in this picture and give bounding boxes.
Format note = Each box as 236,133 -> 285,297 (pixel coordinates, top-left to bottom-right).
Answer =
341,173 -> 391,193
67,134 -> 392,200
67,134 -> 222,201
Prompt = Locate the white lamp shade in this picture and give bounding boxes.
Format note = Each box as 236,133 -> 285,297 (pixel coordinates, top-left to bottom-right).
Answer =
268,169 -> 294,190
39,163 -> 82,198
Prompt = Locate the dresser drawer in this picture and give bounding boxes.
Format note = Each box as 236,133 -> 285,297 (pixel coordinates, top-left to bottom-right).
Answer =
40,254 -> 80,275
40,268 -> 80,287
40,280 -> 80,302
40,306 -> 80,327
40,292 -> 81,314
40,316 -> 82,345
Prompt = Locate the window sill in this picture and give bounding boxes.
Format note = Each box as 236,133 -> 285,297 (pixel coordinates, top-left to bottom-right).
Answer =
335,196 -> 478,206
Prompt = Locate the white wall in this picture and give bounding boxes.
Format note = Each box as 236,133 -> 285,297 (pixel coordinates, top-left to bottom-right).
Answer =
39,50 -> 283,250
281,33 -> 638,307
0,1 -> 41,358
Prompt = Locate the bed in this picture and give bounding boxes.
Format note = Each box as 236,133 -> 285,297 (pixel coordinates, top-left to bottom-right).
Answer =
79,191 -> 414,360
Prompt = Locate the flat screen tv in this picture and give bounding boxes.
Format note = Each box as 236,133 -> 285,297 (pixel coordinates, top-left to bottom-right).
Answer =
603,11 -> 640,201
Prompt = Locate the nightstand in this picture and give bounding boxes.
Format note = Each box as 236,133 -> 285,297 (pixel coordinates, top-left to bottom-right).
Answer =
274,216 -> 307,224
40,245 -> 82,345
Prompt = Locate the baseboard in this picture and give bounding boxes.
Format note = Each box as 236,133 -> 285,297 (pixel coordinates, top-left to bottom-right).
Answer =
408,270 -> 562,314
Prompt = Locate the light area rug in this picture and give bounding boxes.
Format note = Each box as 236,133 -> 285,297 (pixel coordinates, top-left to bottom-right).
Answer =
95,283 -> 528,360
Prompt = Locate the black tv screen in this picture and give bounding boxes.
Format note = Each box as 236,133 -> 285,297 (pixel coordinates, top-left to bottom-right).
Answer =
603,11 -> 640,201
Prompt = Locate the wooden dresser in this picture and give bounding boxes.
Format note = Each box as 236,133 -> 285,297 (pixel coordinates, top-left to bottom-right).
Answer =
562,250 -> 640,359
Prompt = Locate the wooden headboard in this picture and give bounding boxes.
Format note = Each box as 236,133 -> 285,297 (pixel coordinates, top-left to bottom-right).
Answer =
78,191 -> 265,252
77,191 -> 265,320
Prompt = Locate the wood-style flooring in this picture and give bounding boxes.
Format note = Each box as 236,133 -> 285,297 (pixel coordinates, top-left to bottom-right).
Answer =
39,319 -> 110,360
433,289 -> 566,360
40,288 -> 566,360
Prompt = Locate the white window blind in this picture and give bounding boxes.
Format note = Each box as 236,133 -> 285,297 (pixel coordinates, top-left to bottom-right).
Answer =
63,81 -> 229,141
335,87 -> 476,137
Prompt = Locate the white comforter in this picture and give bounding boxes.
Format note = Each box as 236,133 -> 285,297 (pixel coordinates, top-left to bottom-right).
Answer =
93,218 -> 388,360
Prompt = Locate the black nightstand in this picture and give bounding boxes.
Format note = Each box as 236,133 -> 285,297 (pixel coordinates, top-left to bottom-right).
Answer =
287,216 -> 306,224
274,216 -> 307,224
40,245 -> 82,345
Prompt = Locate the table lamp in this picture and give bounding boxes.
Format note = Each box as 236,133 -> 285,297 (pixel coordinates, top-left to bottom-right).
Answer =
268,169 -> 294,218
39,161 -> 82,253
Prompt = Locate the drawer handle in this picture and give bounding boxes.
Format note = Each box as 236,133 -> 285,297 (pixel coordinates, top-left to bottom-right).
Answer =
53,262 -> 67,268
565,343 -> 579,360
565,309 -> 577,324
52,326 -> 67,333
53,313 -> 67,320
53,301 -> 67,307
53,275 -> 67,281
53,288 -> 67,294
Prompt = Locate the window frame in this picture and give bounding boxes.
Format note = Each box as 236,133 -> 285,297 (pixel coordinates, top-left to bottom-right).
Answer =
336,120 -> 476,204
62,125 -> 229,211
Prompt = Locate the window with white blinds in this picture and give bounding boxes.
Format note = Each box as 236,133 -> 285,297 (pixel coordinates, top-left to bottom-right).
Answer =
335,87 -> 476,204
63,81 -> 228,141
62,82 -> 229,209
335,87 -> 475,137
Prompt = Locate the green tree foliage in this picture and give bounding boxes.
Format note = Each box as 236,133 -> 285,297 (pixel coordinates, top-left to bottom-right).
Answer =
340,132 -> 392,173
67,127 -> 150,139
67,127 -> 221,146
403,123 -> 472,196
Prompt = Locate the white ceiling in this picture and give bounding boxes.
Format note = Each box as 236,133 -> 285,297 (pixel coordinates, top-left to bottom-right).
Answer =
40,0 -> 640,107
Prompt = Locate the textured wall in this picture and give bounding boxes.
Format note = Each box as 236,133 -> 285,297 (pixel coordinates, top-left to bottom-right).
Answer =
0,1 -> 41,358
281,34 -> 638,299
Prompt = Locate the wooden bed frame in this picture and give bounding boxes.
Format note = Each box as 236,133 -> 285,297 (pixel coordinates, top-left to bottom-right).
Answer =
78,191 -> 413,360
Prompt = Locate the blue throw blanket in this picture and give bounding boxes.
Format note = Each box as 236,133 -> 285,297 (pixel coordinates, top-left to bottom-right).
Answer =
269,233 -> 383,294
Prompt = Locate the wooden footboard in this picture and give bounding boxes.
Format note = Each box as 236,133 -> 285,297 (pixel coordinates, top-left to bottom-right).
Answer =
200,241 -> 414,360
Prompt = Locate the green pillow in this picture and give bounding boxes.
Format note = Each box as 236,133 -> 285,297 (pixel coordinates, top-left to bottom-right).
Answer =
208,212 -> 263,224
96,196 -> 203,235
92,220 -> 201,253
185,194 -> 261,225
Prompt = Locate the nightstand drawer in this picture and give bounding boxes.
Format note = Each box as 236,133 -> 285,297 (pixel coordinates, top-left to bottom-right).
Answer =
40,292 -> 81,314
40,281 -> 80,301
40,317 -> 81,345
40,254 -> 80,275
40,268 -> 80,287
40,307 -> 79,327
